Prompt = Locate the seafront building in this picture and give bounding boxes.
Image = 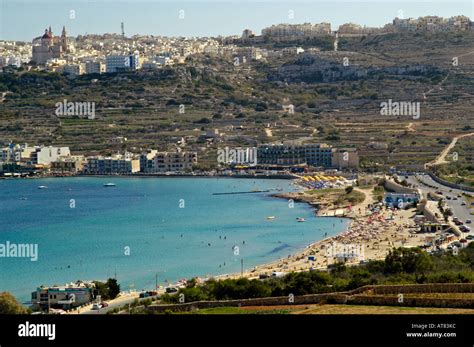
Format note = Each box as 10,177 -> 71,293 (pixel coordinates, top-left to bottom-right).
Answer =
84,155 -> 140,174
34,146 -> 71,165
0,144 -> 71,166
257,143 -> 358,169
51,155 -> 86,173
31,281 -> 95,310
140,150 -> 197,173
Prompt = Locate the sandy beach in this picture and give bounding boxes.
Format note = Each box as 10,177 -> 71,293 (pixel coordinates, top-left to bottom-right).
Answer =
225,186 -> 432,280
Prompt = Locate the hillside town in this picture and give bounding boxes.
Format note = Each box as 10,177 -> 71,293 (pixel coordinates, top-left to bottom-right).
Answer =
0,16 -> 472,74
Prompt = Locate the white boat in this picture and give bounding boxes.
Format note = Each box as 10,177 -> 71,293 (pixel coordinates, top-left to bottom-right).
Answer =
267,216 -> 275,220
297,217 -> 305,222
37,185 -> 48,189
103,183 -> 116,187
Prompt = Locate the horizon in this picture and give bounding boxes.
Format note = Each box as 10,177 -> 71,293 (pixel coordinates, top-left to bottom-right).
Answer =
1,0 -> 473,41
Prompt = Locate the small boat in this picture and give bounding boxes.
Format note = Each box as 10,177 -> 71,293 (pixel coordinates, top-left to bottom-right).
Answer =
37,185 -> 48,189
267,216 -> 275,220
297,217 -> 306,222
103,183 -> 116,187
20,197 -> 28,200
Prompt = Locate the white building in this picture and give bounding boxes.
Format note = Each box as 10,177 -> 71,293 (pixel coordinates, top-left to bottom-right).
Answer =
105,54 -> 140,73
85,61 -> 105,74
34,146 -> 71,165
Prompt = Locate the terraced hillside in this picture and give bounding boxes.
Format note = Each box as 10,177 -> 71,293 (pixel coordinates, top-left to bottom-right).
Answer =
0,32 -> 473,169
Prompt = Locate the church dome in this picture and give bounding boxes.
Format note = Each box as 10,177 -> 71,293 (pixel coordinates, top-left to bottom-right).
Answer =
42,29 -> 52,39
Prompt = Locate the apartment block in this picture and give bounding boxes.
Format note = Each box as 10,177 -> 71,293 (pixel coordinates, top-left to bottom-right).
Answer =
31,281 -> 94,310
257,143 -> 358,169
140,150 -> 197,173
84,156 -> 140,174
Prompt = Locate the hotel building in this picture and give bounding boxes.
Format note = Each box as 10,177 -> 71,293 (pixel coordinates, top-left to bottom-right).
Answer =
140,150 -> 197,173
106,54 -> 140,73
31,281 -> 95,310
84,155 -> 140,174
257,143 -> 358,169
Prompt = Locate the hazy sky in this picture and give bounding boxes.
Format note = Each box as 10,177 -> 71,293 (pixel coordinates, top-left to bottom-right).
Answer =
1,0 -> 473,41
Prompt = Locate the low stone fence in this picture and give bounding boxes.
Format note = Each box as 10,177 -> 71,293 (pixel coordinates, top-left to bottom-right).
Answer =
366,283 -> 474,294
349,295 -> 474,309
147,293 -> 347,313
147,283 -> 474,313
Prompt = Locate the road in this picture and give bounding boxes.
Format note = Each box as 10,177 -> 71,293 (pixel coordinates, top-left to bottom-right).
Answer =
426,132 -> 474,167
405,174 -> 473,224
72,292 -> 140,315
78,290 -> 166,314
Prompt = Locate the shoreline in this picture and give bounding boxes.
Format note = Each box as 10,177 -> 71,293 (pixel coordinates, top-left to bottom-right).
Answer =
3,177 -> 427,299
220,185 -> 429,281
1,173 -> 296,180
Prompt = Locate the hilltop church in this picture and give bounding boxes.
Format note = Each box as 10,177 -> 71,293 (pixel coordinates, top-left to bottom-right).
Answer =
31,26 -> 72,65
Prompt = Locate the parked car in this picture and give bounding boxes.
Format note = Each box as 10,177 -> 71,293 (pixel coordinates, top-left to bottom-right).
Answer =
139,292 -> 150,298
259,274 -> 270,279
466,219 -> 472,224
272,271 -> 285,278
101,302 -> 109,308
165,287 -> 178,294
466,235 -> 474,240
92,303 -> 102,310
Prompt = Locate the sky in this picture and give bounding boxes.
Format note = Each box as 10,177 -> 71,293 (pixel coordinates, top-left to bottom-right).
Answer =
0,0 -> 473,41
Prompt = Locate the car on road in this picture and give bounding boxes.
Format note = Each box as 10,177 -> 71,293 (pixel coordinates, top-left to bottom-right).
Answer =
460,225 -> 471,232
165,287 -> 178,294
466,219 -> 472,224
139,292 -> 150,298
102,302 -> 109,308
259,274 -> 270,279
461,202 -> 466,206
92,303 -> 103,310
453,197 -> 458,200
466,235 -> 474,240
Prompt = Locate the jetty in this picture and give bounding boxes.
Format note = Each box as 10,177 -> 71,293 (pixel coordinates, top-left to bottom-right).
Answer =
212,190 -> 270,195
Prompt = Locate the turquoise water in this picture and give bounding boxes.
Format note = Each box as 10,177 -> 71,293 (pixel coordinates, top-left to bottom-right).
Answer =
0,177 -> 348,302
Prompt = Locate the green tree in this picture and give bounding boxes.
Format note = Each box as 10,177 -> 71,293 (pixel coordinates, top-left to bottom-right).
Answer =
106,278 -> 120,299
0,292 -> 27,314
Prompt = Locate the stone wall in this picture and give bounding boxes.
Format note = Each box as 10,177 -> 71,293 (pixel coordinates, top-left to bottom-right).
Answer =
147,283 -> 474,313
